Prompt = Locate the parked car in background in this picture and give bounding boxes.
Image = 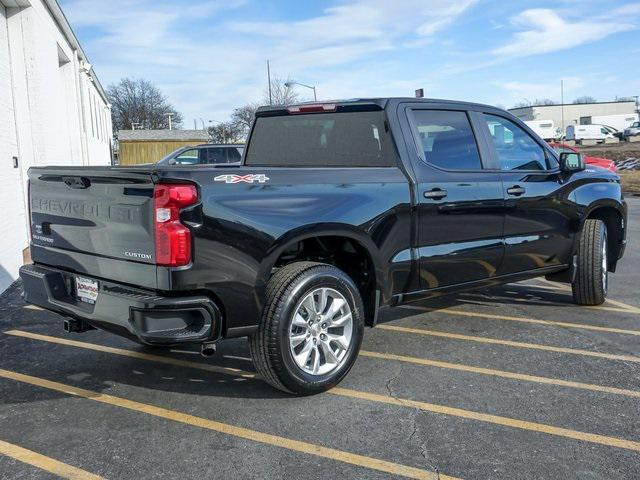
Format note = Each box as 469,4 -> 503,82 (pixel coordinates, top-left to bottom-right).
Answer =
565,124 -> 615,143
157,144 -> 244,165
600,125 -> 620,139
580,114 -> 639,133
623,121 -> 640,140
547,141 -> 617,172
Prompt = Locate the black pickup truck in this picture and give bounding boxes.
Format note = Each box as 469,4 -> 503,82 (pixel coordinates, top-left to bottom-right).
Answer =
21,98 -> 627,394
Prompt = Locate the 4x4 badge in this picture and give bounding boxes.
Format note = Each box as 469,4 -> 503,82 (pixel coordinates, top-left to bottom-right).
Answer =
214,174 -> 270,184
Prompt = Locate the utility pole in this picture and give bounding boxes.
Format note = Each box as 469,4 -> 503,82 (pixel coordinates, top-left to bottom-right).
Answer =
267,59 -> 273,106
560,80 -> 565,139
165,113 -> 173,130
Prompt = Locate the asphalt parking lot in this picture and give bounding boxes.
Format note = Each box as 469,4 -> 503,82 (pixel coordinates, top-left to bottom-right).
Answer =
1,198 -> 639,480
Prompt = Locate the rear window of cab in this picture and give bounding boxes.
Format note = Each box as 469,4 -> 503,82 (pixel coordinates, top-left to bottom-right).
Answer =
245,111 -> 397,167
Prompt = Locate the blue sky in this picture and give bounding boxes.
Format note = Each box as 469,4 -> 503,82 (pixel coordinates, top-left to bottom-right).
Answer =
60,0 -> 640,127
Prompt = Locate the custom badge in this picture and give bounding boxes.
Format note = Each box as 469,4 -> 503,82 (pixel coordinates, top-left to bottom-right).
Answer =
214,174 -> 270,184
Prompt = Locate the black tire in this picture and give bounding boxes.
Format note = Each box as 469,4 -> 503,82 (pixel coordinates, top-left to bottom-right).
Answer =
249,262 -> 364,395
572,219 -> 608,305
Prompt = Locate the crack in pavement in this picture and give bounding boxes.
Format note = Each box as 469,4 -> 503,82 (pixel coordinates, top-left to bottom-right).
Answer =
385,362 -> 442,479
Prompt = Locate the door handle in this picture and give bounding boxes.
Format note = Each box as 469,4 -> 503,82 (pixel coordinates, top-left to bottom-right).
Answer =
424,188 -> 448,200
506,185 -> 526,196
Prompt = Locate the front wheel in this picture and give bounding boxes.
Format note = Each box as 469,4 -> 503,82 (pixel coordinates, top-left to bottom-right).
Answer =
572,219 -> 608,305
249,262 -> 364,395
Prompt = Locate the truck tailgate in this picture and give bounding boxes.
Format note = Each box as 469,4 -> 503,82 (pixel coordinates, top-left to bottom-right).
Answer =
28,167 -> 158,288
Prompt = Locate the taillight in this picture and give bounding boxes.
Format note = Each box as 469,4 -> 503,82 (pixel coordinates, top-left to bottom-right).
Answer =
154,183 -> 198,267
287,104 -> 337,114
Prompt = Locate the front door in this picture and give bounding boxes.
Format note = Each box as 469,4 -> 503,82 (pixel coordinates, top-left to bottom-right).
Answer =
479,113 -> 574,275
406,107 -> 505,290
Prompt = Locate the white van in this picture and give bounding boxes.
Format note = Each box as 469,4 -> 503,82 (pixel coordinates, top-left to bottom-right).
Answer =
580,113 -> 639,132
565,124 -> 615,143
525,120 -> 558,140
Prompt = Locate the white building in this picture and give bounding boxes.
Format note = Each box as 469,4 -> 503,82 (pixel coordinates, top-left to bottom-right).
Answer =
509,101 -> 637,137
1,0 -> 112,293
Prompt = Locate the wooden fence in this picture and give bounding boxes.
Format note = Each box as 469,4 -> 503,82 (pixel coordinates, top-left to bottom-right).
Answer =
118,140 -> 201,165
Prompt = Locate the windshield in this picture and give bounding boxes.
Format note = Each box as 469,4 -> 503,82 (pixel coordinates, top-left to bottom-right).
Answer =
157,147 -> 190,164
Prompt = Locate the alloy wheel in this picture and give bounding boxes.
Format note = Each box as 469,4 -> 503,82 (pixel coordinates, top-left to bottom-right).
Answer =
288,287 -> 353,376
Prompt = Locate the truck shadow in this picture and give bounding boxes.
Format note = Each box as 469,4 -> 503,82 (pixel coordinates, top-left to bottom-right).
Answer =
379,282 -> 581,320
1,335 -> 292,404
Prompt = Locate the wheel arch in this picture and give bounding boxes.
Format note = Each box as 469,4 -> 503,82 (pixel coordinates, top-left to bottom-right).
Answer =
257,224 -> 387,325
582,201 -> 625,271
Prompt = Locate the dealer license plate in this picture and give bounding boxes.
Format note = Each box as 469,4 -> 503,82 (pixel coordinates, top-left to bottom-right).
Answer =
75,276 -> 98,304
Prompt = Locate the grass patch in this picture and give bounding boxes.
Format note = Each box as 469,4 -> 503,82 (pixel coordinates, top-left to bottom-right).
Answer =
620,171 -> 640,196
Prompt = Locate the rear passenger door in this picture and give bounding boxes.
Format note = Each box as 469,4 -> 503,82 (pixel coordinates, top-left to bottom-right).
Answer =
479,113 -> 574,275
405,107 -> 504,289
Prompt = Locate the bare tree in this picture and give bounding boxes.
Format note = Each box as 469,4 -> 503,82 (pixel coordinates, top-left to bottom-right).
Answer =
266,75 -> 301,106
229,76 -> 301,139
107,78 -> 182,134
533,98 -> 557,106
207,121 -> 245,144
513,98 -> 558,109
572,96 -> 597,104
231,104 -> 260,134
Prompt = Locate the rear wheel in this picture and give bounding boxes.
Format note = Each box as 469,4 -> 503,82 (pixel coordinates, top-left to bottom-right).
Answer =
249,262 -> 364,395
572,219 -> 608,305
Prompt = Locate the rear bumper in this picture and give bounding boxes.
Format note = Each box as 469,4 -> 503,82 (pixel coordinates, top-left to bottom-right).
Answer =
19,264 -> 221,345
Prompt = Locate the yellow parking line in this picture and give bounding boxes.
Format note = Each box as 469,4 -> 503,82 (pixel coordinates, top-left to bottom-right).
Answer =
6,331 -> 640,455
597,299 -> 640,314
0,439 -> 104,480
8,329 -> 640,400
461,292 -> 637,314
376,325 -> 640,363
0,369 -> 448,480
22,305 -> 43,311
4,330 -> 257,379
529,279 -> 640,314
522,279 -> 568,291
358,350 -> 640,398
401,305 -> 640,336
329,388 -> 640,452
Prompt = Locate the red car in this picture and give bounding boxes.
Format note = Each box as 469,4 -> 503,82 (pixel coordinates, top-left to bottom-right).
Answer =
547,142 -> 617,172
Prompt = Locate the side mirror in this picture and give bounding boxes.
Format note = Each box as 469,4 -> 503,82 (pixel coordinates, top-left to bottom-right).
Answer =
559,152 -> 585,173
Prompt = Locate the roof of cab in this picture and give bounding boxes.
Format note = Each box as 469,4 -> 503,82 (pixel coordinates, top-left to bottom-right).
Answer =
256,97 -> 504,116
